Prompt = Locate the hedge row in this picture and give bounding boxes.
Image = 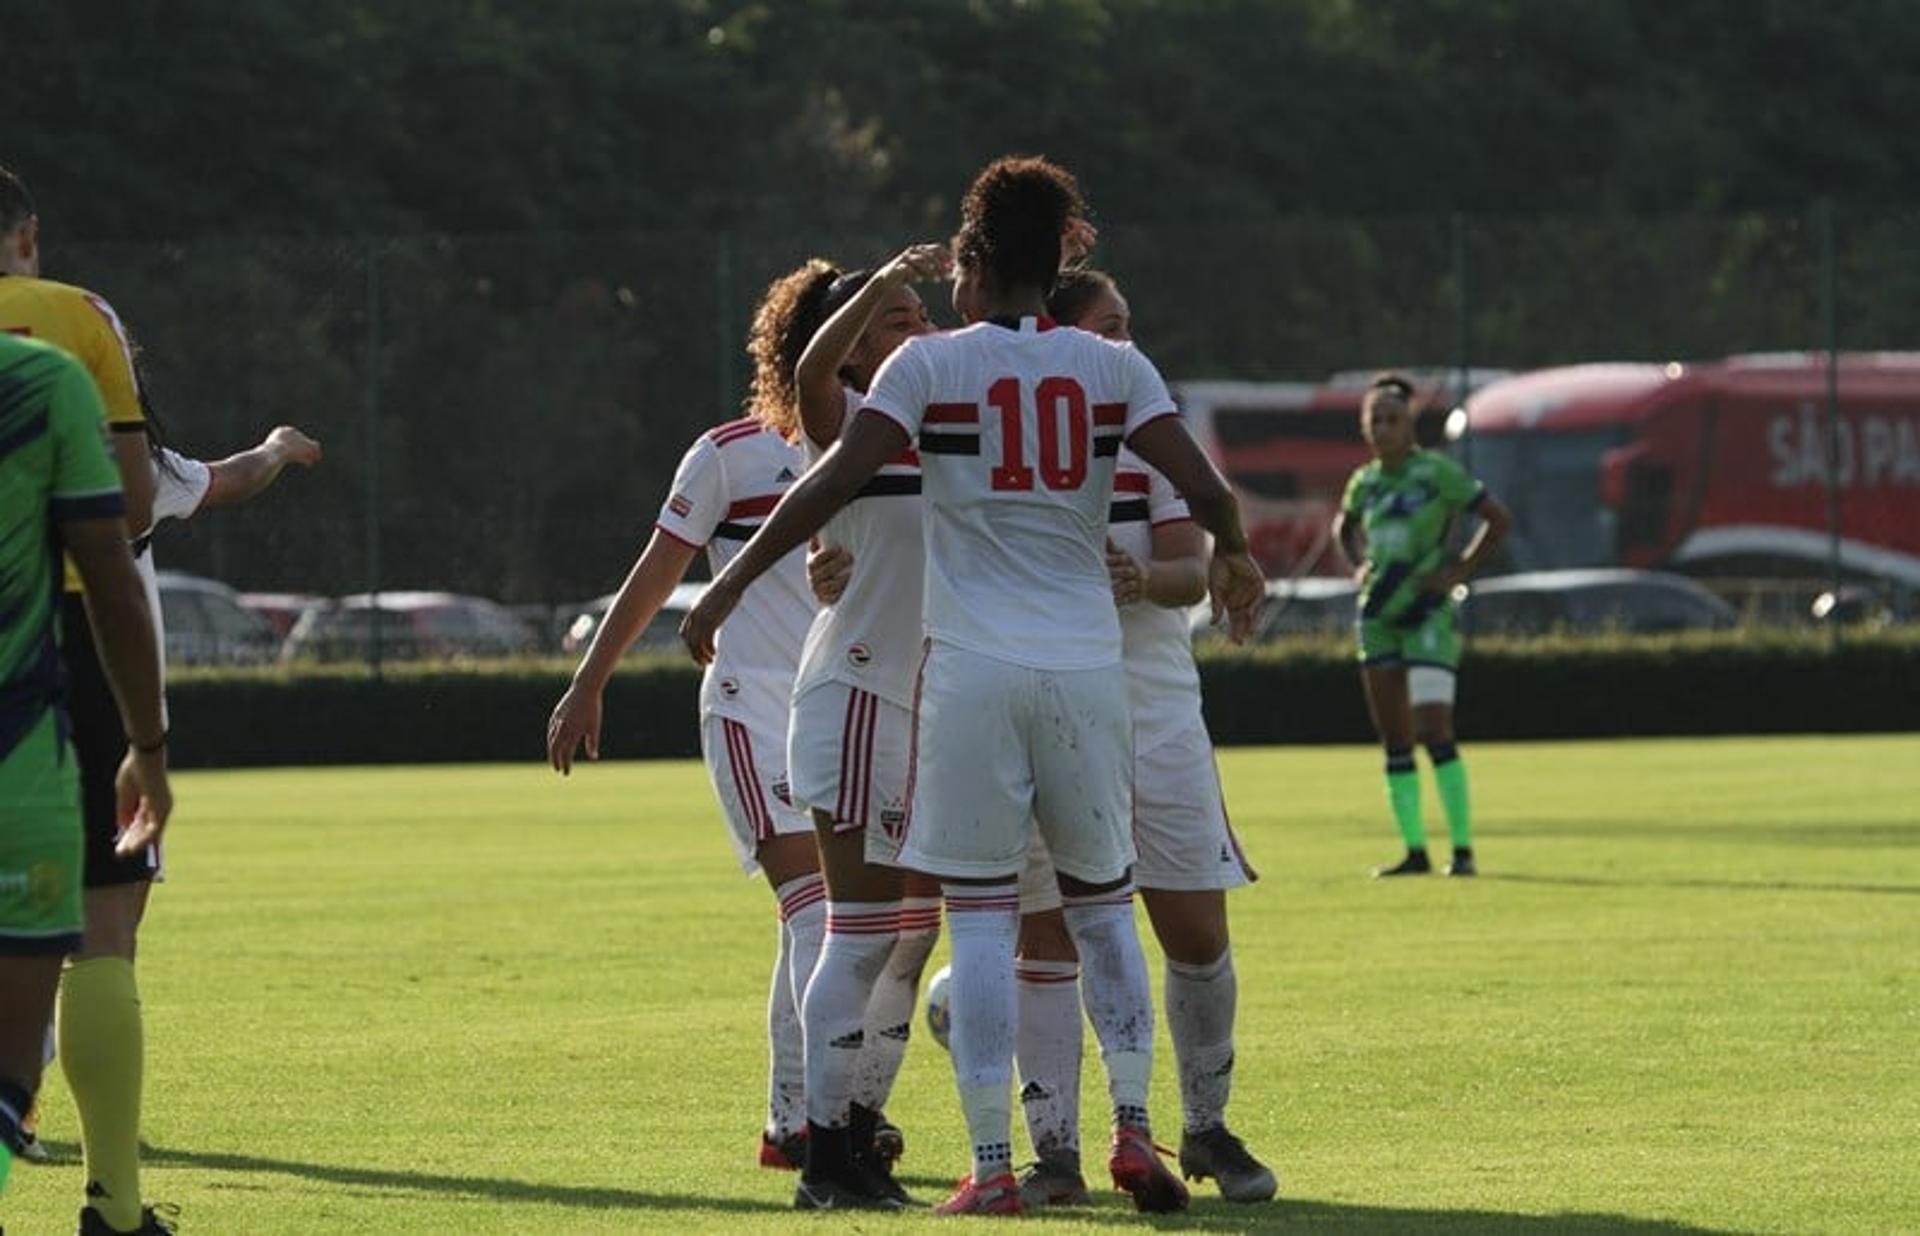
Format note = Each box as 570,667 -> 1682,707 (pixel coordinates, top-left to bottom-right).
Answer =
165,632 -> 1920,769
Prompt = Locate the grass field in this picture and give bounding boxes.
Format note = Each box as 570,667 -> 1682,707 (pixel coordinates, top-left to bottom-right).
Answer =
4,736 -> 1916,1234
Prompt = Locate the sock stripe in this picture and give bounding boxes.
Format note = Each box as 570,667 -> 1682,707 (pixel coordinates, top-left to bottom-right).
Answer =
778,875 -> 827,921
826,908 -> 902,934
1015,966 -> 1080,985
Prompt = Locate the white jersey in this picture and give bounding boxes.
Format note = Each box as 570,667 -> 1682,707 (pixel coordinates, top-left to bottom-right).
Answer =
151,448 -> 212,523
654,419 -> 815,727
793,387 -> 926,709
1109,448 -> 1206,751
863,317 -> 1178,671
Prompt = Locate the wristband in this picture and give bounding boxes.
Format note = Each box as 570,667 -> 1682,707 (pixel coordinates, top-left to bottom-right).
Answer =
133,731 -> 168,754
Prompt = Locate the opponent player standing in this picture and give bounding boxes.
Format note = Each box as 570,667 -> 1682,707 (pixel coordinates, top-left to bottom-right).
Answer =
781,244 -> 950,1209
547,262 -> 825,1169
683,156 -> 1263,1215
1010,270 -> 1275,1206
1332,374 -> 1511,878
0,332 -> 170,1228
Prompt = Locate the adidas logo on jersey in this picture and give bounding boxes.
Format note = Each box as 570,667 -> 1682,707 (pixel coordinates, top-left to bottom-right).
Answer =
776,466 -> 798,482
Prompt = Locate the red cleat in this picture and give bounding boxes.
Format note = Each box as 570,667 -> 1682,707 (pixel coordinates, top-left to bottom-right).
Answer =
759,1127 -> 807,1171
933,1171 -> 1024,1216
1109,1126 -> 1190,1213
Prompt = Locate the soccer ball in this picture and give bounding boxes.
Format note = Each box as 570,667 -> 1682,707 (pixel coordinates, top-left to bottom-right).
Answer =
924,964 -> 953,1051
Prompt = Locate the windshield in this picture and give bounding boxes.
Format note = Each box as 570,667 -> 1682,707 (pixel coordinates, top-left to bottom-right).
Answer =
1464,429 -> 1625,570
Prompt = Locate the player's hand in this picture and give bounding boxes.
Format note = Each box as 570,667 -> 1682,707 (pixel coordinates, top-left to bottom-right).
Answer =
267,426 -> 323,467
1416,561 -> 1466,597
112,745 -> 172,856
1106,538 -> 1145,607
1209,551 -> 1266,644
878,242 -> 953,287
547,685 -> 603,775
808,544 -> 854,606
680,580 -> 743,667
1061,218 -> 1099,268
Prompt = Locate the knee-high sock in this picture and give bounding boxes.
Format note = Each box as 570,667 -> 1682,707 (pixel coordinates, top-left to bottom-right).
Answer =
1386,750 -> 1426,849
943,884 -> 1019,1181
1062,885 -> 1154,1134
852,897 -> 939,1113
59,957 -> 144,1230
1165,948 -> 1237,1135
768,874 -> 826,1139
803,902 -> 898,1137
1015,958 -> 1083,1160
1428,743 -> 1472,849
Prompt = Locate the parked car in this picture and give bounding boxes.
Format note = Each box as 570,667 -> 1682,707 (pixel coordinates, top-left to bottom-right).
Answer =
1461,569 -> 1737,635
561,583 -> 707,654
239,591 -> 325,639
1192,576 -> 1359,643
283,591 -> 540,662
155,571 -> 282,665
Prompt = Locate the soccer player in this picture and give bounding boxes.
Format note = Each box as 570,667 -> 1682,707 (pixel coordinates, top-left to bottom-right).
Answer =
682,156 -> 1263,1215
0,332 -> 171,1229
1332,374 -> 1512,878
1009,269 -> 1276,1206
547,262 -> 825,1172
2,165 -> 172,1235
781,243 -> 949,1210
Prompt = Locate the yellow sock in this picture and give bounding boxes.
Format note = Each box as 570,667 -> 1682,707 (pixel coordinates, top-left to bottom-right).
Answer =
58,957 -> 144,1230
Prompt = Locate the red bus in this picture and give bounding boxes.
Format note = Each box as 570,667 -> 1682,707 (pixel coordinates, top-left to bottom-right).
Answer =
1460,353 -> 1920,584
1177,372 -> 1504,576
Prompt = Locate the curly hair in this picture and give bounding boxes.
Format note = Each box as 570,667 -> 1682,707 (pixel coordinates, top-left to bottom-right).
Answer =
743,259 -> 845,437
1045,268 -> 1117,327
953,156 -> 1087,296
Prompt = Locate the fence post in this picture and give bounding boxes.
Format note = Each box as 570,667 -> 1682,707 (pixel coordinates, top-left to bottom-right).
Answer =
1451,211 -> 1472,465
716,229 -> 736,419
1817,198 -> 1842,643
363,238 -> 384,678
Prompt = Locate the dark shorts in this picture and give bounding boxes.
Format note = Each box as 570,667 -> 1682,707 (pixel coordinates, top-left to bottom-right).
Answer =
59,592 -> 159,889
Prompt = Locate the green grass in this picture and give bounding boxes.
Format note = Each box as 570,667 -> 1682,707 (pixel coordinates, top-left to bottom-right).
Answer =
6,737 -> 1917,1233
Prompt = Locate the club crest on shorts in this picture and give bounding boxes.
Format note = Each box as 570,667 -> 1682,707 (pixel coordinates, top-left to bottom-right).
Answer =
772,776 -> 793,807
847,642 -> 872,668
880,803 -> 907,842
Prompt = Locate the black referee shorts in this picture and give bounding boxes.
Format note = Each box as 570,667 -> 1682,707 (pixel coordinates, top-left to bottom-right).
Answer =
58,591 -> 160,888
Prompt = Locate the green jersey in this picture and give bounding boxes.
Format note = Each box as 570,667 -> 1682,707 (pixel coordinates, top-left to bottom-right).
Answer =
0,333 -> 125,761
1341,449 -> 1485,626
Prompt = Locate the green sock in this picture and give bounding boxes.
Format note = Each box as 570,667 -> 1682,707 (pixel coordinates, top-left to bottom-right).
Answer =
1385,752 -> 1425,849
1429,743 -> 1472,849
1,1140 -> 12,1194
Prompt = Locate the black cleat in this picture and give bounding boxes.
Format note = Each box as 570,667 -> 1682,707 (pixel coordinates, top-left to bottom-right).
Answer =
1373,848 -> 1432,878
1447,847 -> 1477,877
78,1204 -> 178,1235
793,1172 -> 905,1211
871,1112 -> 904,1166
1178,1126 -> 1277,1203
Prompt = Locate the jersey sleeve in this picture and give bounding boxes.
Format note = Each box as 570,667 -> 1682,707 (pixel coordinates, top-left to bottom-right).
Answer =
1433,454 -> 1487,511
151,449 -> 213,523
859,337 -> 934,441
71,293 -> 144,430
1146,462 -> 1190,526
47,356 -> 128,522
654,437 -> 725,549
1119,344 -> 1179,438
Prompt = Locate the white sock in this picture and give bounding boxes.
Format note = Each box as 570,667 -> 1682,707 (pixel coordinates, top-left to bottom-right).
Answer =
1166,948 -> 1238,1135
803,902 -> 899,1129
853,897 -> 940,1112
1015,958 -> 1083,1161
1063,885 -> 1154,1133
769,873 -> 827,1138
766,915 -> 805,1138
944,883 -> 1020,1180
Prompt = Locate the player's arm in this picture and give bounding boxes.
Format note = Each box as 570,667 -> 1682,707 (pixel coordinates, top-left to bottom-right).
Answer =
1333,509 -> 1367,580
1124,416 -> 1264,640
1143,519 -> 1208,608
62,517 -> 171,853
680,412 -> 905,663
201,426 -> 322,510
794,244 -> 948,448
1430,492 -> 1513,594
548,531 -> 699,774
110,432 -> 155,536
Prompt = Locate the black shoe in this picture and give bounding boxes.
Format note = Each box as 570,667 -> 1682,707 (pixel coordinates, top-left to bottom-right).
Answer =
1178,1126 -> 1278,1203
854,1151 -> 915,1206
1448,848 -> 1477,877
793,1171 -> 905,1211
871,1112 -> 904,1166
1373,848 -> 1432,878
78,1205 -> 178,1235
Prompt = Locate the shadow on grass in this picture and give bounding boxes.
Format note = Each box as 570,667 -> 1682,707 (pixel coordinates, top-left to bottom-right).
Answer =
1484,871 -> 1920,896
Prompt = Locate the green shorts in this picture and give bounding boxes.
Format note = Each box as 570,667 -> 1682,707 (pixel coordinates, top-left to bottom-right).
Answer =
0,709 -> 86,956
1358,600 -> 1461,672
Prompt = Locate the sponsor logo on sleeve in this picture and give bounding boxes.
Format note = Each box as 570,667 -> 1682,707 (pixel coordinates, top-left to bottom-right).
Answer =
668,493 -> 693,518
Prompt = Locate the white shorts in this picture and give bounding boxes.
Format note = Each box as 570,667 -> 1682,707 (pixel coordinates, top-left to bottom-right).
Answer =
1017,720 -> 1253,912
1409,665 -> 1458,707
700,713 -> 812,875
788,680 -> 913,868
898,643 -> 1135,884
